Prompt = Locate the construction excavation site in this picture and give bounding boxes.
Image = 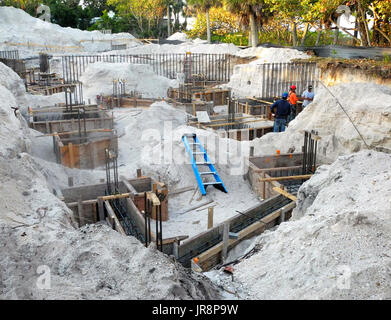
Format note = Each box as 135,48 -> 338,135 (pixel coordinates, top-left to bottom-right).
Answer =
0,6 -> 390,302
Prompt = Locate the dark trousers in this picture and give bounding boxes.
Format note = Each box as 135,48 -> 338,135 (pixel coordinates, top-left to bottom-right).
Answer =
288,104 -> 297,122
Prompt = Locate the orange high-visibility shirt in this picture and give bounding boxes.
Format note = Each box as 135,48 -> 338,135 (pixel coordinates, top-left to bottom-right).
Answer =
289,92 -> 298,105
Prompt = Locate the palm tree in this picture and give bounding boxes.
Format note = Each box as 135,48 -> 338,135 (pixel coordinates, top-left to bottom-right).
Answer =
225,0 -> 272,47
187,0 -> 222,43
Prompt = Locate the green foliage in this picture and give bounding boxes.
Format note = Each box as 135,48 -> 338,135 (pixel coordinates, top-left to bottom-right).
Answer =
0,0 -> 41,15
0,0 -> 110,30
187,0 -> 221,11
383,54 -> 391,64
186,6 -> 238,38
211,33 -> 248,46
88,9 -> 131,33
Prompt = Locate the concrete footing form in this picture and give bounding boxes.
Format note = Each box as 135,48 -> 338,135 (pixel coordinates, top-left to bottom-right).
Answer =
28,104 -> 113,134
53,129 -> 117,169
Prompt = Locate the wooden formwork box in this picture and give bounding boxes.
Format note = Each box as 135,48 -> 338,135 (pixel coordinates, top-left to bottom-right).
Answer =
175,194 -> 295,270
53,132 -> 118,169
109,96 -> 158,108
192,89 -> 230,106
235,101 -> 273,119
189,113 -> 274,141
167,98 -> 214,116
28,83 -> 72,96
30,110 -> 113,134
247,153 -> 304,199
62,178 -> 172,253
221,126 -> 273,141
167,87 -> 193,102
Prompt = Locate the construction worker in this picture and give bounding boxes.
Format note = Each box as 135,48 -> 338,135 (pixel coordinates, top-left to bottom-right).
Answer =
301,84 -> 315,108
288,85 -> 298,122
271,92 -> 291,132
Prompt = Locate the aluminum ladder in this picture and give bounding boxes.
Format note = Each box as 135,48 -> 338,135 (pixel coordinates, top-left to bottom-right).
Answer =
182,133 -> 228,196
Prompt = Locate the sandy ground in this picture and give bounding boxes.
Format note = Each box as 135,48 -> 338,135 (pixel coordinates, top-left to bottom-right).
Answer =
1,6 -> 391,300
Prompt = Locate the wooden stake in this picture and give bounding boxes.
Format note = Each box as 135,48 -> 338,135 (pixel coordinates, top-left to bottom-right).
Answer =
221,222 -> 230,263
77,198 -> 84,226
97,197 -> 104,221
259,174 -> 312,182
207,207 -> 214,229
68,143 -> 74,168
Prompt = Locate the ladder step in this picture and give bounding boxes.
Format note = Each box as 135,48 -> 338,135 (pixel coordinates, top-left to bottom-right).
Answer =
189,143 -> 201,145
199,172 -> 216,175
196,162 -> 212,165
192,152 -> 205,154
203,182 -> 222,186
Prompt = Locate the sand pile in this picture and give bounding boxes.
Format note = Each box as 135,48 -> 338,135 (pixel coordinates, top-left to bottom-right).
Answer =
0,6 -> 140,56
214,150 -> 391,299
225,47 -> 311,98
167,32 -> 189,41
80,62 -> 179,101
251,82 -> 391,164
0,71 -> 221,300
107,41 -> 240,55
234,47 -> 311,63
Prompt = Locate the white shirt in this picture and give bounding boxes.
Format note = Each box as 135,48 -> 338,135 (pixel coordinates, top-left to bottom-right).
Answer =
302,90 -> 315,107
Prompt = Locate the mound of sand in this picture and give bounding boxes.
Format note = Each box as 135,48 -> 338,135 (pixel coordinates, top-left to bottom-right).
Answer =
225,47 -> 311,98
0,6 -> 139,55
80,62 -> 179,101
0,72 -> 221,300
251,82 -> 391,164
218,150 -> 391,299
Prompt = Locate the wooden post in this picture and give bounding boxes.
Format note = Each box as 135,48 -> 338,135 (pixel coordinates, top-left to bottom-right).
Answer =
250,146 -> 254,157
173,241 -> 179,259
207,207 -> 214,229
221,222 -> 230,263
262,172 -> 266,200
97,197 -> 104,221
68,142 -> 74,168
78,198 -> 84,226
68,176 -> 74,187
279,209 -> 285,224
137,169 -> 142,178
192,103 -> 196,116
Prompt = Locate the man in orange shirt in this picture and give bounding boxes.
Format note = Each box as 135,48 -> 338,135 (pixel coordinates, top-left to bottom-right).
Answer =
288,85 -> 298,122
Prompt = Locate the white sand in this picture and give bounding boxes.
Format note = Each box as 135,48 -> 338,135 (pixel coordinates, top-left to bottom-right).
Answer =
80,62 -> 179,101
225,47 -> 311,98
167,32 -> 189,41
0,6 -> 140,56
1,8 -> 390,300
0,72 -> 221,300
251,82 -> 391,164
211,150 -> 391,299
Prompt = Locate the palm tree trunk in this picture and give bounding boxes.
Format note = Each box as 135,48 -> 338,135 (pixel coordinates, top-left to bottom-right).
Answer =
315,25 -> 322,46
291,21 -> 298,46
206,9 -> 211,43
249,12 -> 258,47
353,18 -> 358,45
167,6 -> 171,37
300,22 -> 310,46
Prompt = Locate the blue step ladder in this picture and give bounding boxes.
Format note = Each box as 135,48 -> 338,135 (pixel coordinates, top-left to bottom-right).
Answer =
182,133 -> 228,196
